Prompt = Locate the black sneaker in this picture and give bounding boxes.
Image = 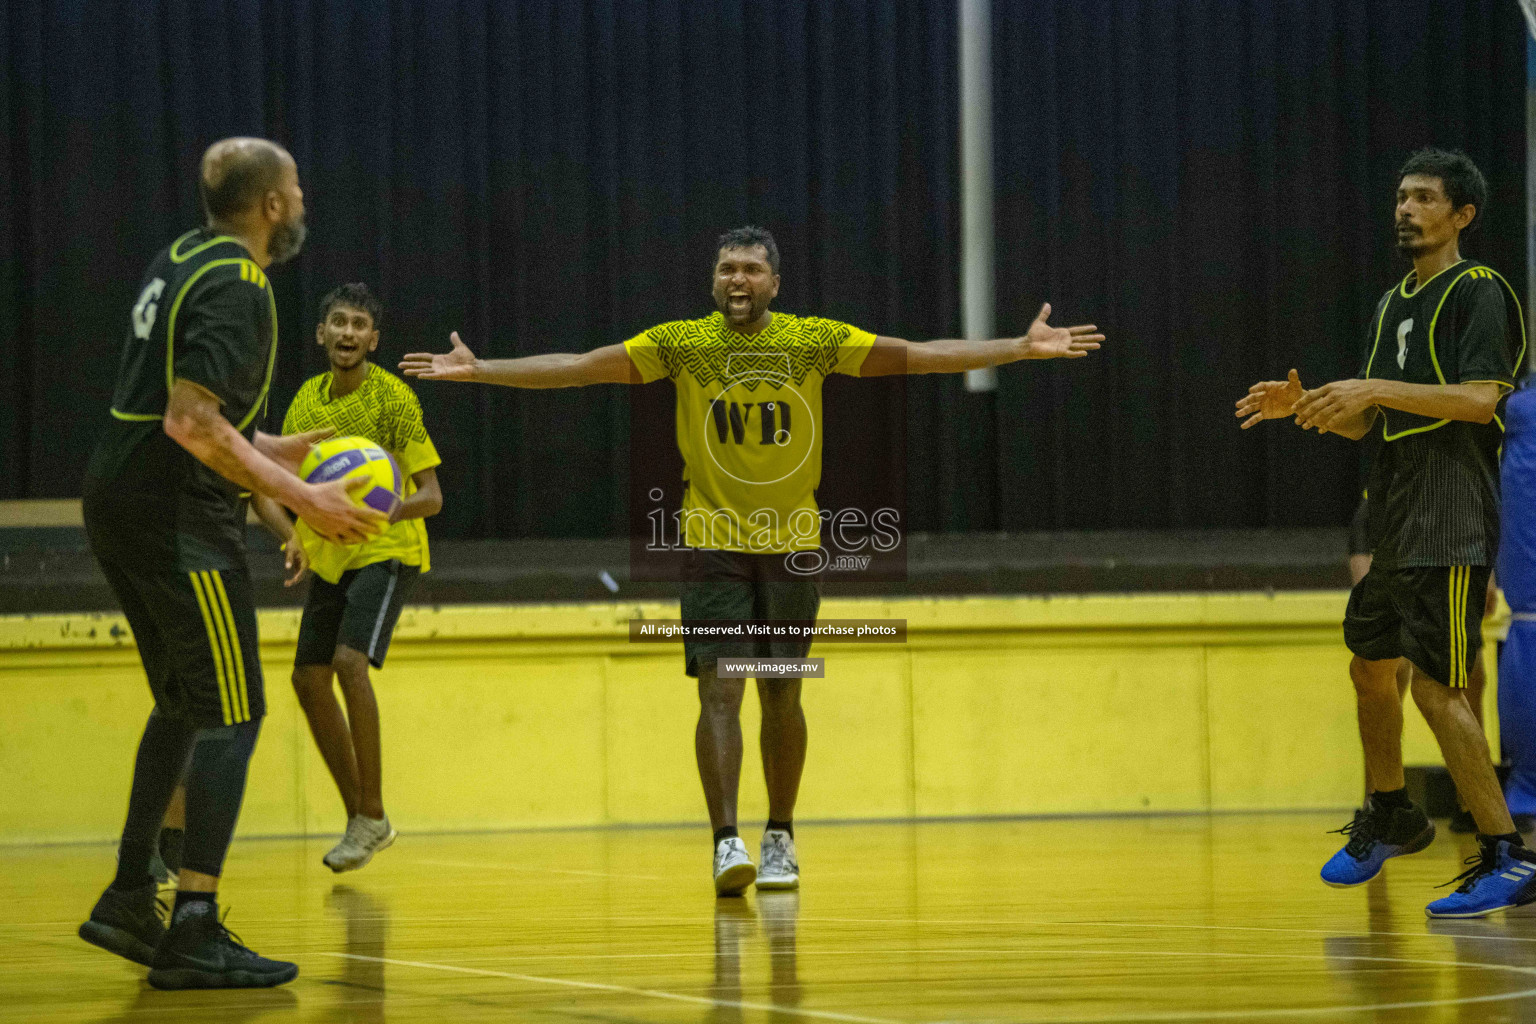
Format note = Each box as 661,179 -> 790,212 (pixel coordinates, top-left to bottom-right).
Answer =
1449,808 -> 1478,834
78,882 -> 167,967
147,905 -> 298,990
1320,803 -> 1435,887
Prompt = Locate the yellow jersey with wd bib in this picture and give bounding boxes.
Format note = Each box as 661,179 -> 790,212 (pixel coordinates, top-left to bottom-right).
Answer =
624,312 -> 874,554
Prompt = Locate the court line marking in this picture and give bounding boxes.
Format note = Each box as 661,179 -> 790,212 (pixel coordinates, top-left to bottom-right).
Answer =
323,953 -> 905,1024
414,858 -> 668,881
454,911 -> 1536,948
796,914 -> 1536,946
327,945 -> 1536,1023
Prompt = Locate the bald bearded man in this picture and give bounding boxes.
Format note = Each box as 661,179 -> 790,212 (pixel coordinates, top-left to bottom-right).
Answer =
78,137 -> 383,990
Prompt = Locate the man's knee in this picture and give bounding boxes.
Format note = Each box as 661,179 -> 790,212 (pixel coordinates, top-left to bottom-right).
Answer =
1410,667 -> 1459,719
757,678 -> 803,717
291,664 -> 331,704
332,645 -> 371,689
698,669 -> 745,716
191,718 -> 261,766
1350,656 -> 1401,696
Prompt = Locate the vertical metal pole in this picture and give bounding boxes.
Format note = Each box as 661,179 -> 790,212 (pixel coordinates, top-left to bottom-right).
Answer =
961,0 -> 997,392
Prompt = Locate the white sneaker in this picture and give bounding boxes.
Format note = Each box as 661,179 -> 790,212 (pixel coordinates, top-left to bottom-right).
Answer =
713,836 -> 756,896
323,815 -> 397,873
756,829 -> 799,890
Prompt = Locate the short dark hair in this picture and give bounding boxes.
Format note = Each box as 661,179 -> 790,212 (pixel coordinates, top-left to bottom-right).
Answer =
1399,148 -> 1488,233
318,282 -> 384,330
716,225 -> 780,274
199,145 -> 286,221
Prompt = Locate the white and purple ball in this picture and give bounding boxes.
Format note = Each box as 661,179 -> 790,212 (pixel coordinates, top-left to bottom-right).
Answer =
297,435 -> 402,528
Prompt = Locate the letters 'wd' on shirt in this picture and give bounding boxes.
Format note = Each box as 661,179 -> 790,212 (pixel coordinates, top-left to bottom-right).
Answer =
1358,261 -> 1526,569
282,363 -> 442,583
83,228 -> 278,570
624,312 -> 876,553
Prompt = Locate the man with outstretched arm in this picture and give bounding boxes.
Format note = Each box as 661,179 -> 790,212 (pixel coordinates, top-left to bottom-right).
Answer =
1237,149 -> 1530,918
403,226 -> 1102,896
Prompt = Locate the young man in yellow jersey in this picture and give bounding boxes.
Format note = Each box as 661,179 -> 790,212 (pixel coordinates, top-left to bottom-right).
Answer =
283,283 -> 443,872
402,227 -> 1101,894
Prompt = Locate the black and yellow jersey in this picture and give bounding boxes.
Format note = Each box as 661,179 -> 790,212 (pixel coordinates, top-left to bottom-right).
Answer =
83,228 -> 278,569
282,363 -> 441,583
1358,260 -> 1526,569
624,311 -> 874,553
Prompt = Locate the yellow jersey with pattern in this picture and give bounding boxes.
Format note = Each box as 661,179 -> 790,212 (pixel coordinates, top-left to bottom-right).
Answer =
623,312 -> 875,553
282,363 -> 442,583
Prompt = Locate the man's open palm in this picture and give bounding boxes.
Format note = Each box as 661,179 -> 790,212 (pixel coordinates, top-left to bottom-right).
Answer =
1235,369 -> 1304,429
401,331 -> 478,381
1019,303 -> 1103,360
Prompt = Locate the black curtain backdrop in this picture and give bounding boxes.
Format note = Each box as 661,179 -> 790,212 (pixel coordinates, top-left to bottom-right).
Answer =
0,1 -> 1527,539
0,0 -> 958,540
993,0 -> 1528,531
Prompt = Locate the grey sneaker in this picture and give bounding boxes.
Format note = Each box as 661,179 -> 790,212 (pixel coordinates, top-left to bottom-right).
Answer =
713,837 -> 756,896
323,815 -> 397,873
756,829 -> 799,890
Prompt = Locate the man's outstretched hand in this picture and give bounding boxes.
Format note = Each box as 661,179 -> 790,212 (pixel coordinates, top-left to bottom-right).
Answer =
401,331 -> 479,381
1019,303 -> 1104,360
1235,369 -> 1304,429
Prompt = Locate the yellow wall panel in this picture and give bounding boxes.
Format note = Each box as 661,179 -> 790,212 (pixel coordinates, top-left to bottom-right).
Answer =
605,654 -> 711,824
0,658 -> 142,842
911,646 -> 1209,816
375,652 -> 609,830
1206,644 -> 1363,810
0,593 -> 1506,843
795,651 -> 915,820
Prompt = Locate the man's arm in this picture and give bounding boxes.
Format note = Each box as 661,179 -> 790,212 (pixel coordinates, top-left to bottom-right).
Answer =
400,333 -> 639,387
1310,403 -> 1379,441
859,303 -> 1102,377
1292,379 -> 1502,436
164,379 -> 385,544
390,467 -> 442,523
250,493 -> 308,586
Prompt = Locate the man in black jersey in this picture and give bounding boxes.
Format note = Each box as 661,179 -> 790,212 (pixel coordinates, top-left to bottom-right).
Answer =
77,137 -> 384,987
1238,149 -> 1532,918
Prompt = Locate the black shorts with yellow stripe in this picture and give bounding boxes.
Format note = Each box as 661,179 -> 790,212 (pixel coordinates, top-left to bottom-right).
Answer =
95,555 -> 265,727
1343,564 -> 1490,688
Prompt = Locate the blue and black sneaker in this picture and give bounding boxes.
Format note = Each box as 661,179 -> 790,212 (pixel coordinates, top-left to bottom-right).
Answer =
1425,839 -> 1536,919
1320,803 -> 1435,887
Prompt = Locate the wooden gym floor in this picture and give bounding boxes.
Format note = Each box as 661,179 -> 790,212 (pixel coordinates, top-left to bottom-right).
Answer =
4,814 -> 1536,1023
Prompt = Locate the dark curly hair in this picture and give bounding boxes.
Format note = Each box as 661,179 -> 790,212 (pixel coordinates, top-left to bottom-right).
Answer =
317,282 -> 384,329
715,225 -> 779,274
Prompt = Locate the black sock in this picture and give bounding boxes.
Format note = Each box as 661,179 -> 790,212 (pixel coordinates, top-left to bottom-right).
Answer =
1481,831 -> 1523,851
181,720 -> 261,877
1370,787 -> 1412,811
112,841 -> 156,892
765,818 -> 794,838
172,890 -> 216,924
159,827 -> 184,874
713,826 -> 739,847
112,711 -> 196,892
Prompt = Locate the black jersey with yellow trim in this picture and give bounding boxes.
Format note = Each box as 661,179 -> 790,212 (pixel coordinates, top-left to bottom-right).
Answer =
83,228 -> 278,570
1358,260 -> 1525,569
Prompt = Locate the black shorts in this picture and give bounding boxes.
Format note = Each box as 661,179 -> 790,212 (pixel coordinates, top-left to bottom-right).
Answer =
680,548 -> 821,678
1343,565 -> 1490,688
295,559 -> 419,670
95,554 -> 265,728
